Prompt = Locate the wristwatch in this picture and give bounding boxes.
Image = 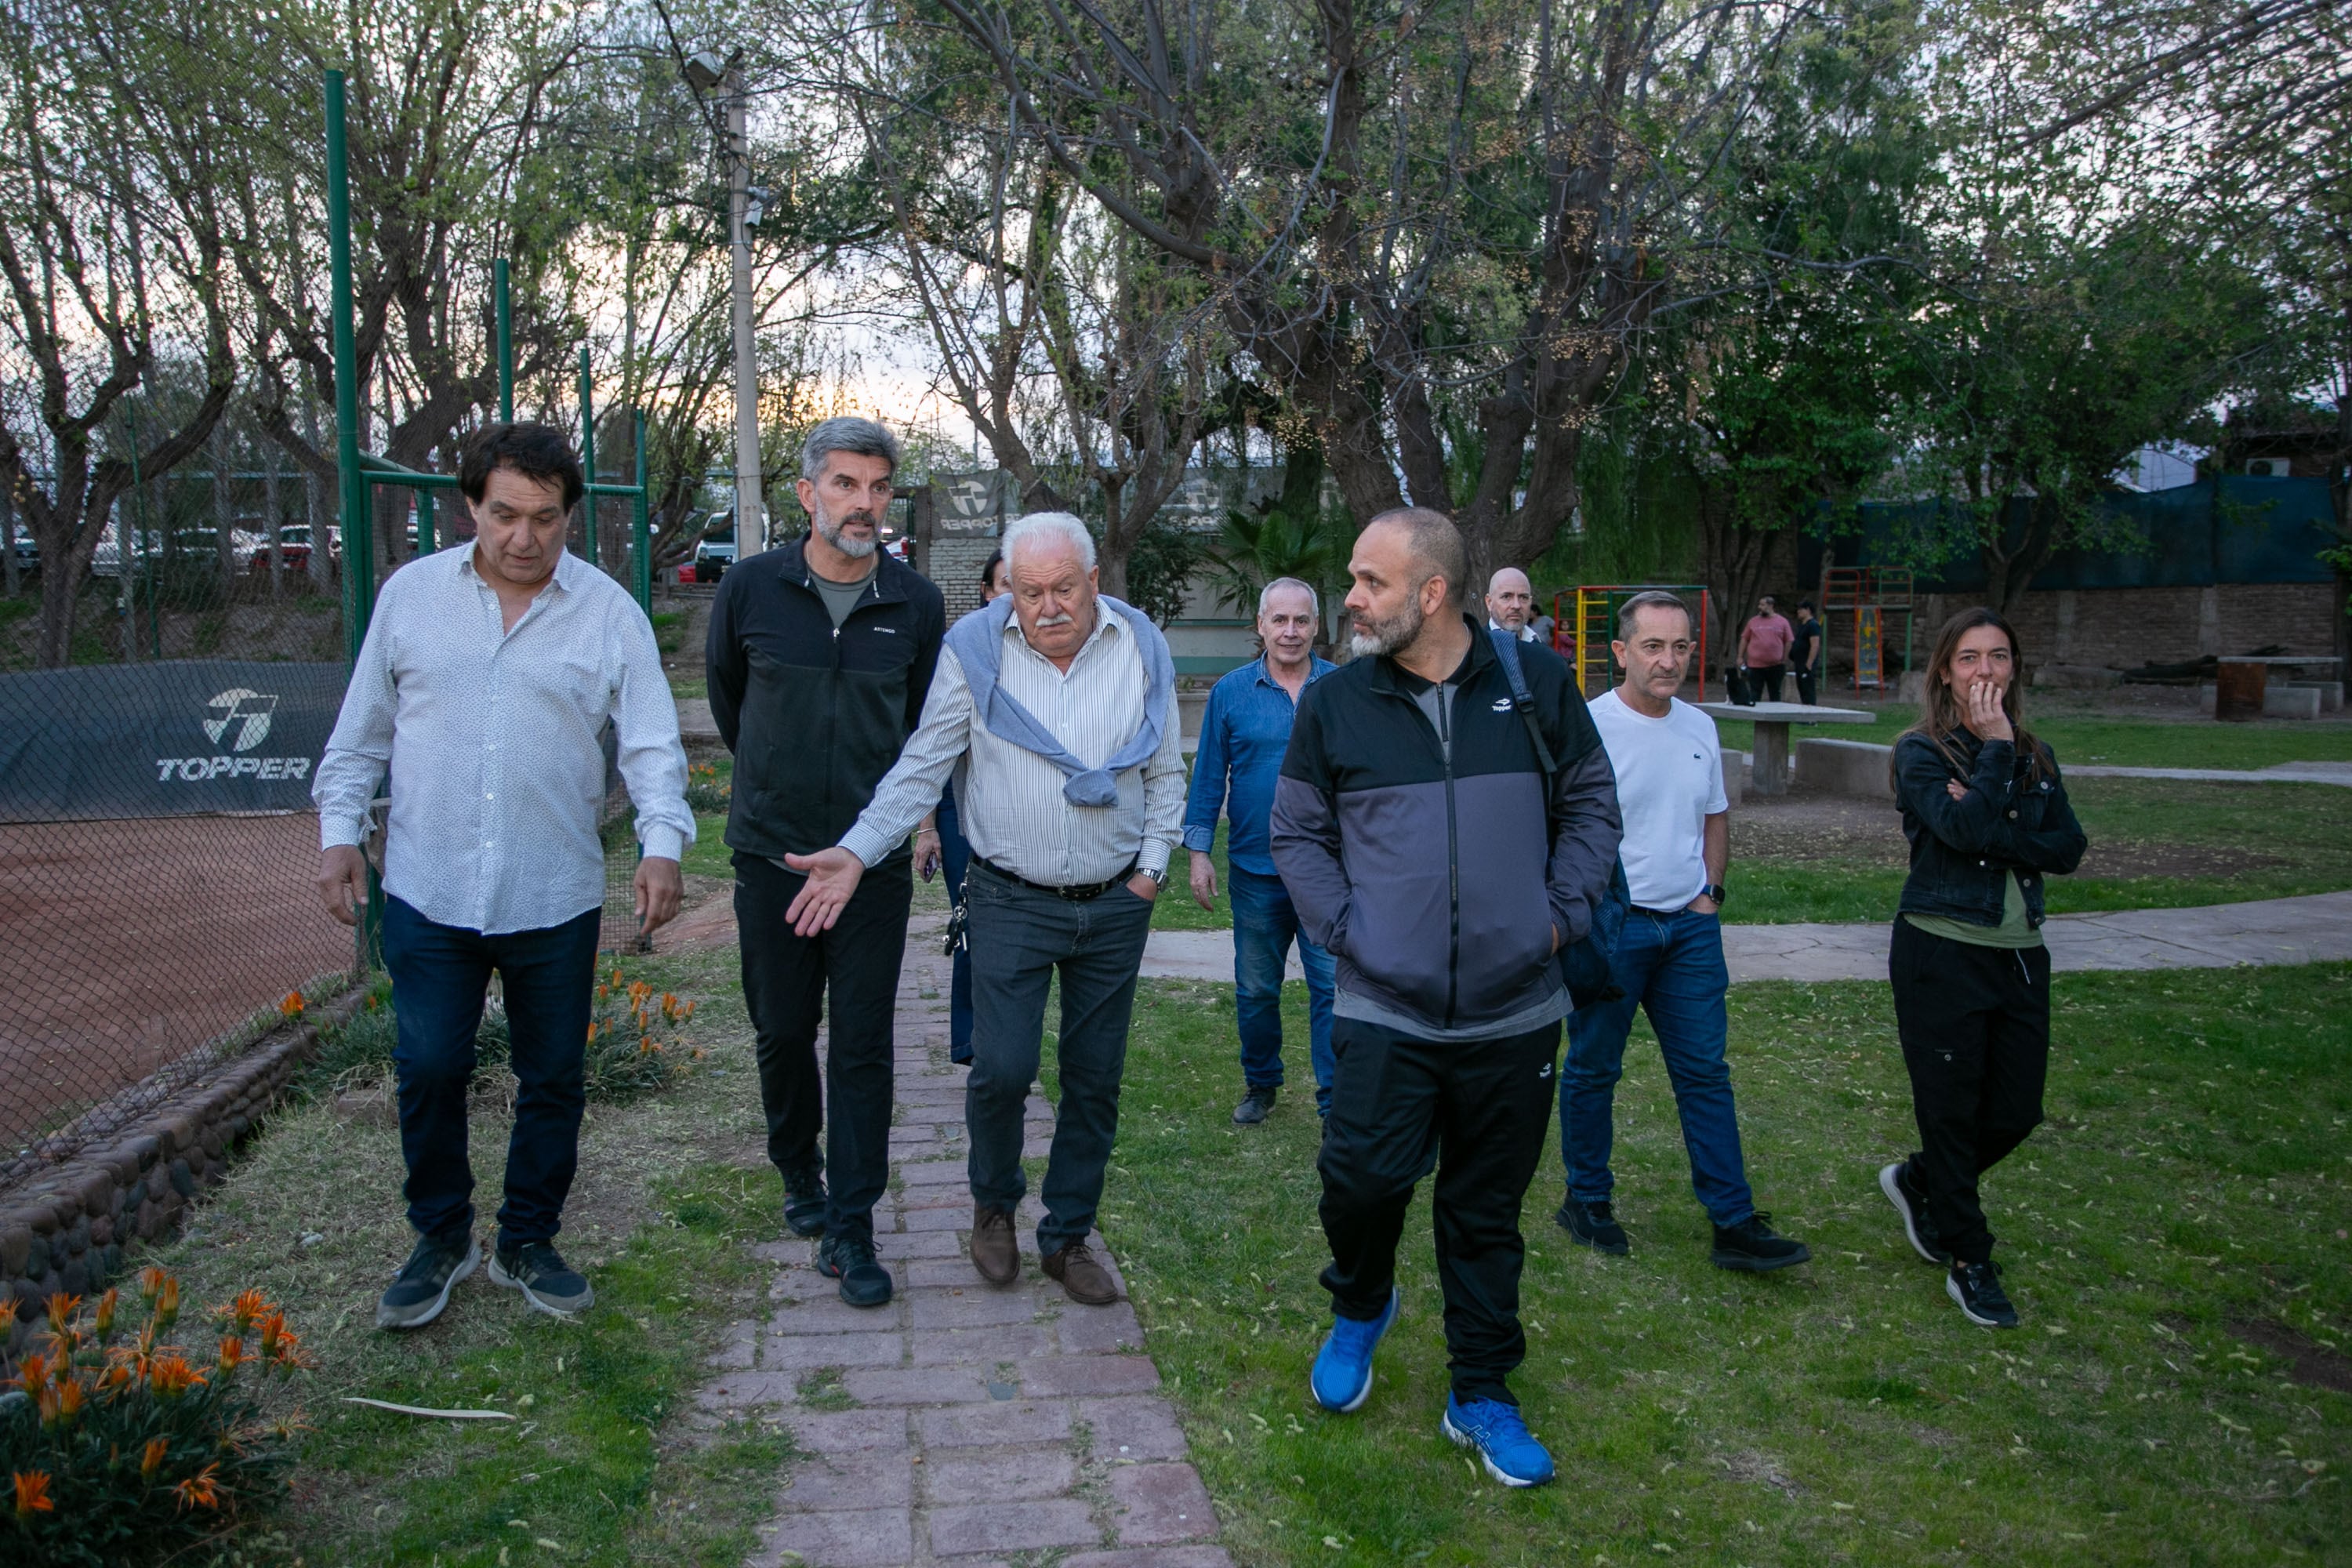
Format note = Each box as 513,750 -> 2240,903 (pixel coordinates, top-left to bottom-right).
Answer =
1704,884 -> 1727,904
1141,865 -> 1168,887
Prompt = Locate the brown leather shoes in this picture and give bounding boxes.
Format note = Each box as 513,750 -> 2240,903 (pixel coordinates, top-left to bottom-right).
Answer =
970,1204 -> 1020,1286
1042,1240 -> 1119,1305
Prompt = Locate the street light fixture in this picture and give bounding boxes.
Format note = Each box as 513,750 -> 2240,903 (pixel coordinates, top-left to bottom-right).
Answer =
683,47 -> 762,557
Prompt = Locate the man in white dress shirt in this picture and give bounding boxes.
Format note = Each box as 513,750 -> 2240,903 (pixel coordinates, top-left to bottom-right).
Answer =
314,423 -> 693,1330
782,513 -> 1183,1308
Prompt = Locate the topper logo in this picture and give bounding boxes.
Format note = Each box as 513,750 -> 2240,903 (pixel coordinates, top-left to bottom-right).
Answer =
202,688 -> 278,753
155,688 -> 310,783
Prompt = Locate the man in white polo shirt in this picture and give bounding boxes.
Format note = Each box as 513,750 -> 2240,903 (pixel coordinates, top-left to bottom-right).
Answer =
1554,590 -> 1809,1272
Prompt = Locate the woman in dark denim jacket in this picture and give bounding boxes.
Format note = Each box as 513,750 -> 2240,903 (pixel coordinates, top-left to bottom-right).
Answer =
1876,608 -> 2085,1330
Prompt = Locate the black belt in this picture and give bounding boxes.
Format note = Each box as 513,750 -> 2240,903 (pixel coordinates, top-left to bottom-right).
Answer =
974,856 -> 1139,902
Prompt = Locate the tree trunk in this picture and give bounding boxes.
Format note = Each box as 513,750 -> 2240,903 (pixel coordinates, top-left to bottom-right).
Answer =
1097,473 -> 1130,601
2,482 -> 16,601
35,552 -> 80,669
302,398 -> 331,594
213,424 -> 238,598
265,445 -> 284,601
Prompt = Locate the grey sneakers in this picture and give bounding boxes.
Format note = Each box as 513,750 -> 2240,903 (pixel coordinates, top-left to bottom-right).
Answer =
376,1229 -> 479,1330
488,1239 -> 595,1316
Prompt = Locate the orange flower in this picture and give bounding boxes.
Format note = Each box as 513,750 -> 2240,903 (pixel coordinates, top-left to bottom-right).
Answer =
280,991 -> 305,1018
9,1350 -> 49,1396
140,1437 -> 170,1480
221,1289 -> 272,1334
215,1336 -> 245,1376
138,1266 -> 169,1306
172,1462 -> 221,1512
145,1356 -> 207,1399
43,1293 -> 81,1335
11,1471 -> 53,1519
92,1287 -> 118,1340
53,1377 -> 84,1422
152,1276 -> 180,1334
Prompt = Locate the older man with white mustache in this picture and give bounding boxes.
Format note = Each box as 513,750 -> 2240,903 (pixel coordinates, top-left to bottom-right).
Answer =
782,512 -> 1185,1308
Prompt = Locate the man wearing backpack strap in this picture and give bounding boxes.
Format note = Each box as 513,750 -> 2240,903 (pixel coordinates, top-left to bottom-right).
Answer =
1271,509 -> 1621,1488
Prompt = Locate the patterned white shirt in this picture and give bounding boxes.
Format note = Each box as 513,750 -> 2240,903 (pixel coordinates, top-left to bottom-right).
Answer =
841,608 -> 1183,885
314,546 -> 694,935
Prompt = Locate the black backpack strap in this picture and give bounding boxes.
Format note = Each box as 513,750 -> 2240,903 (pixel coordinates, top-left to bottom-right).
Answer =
1489,628 -> 1558,781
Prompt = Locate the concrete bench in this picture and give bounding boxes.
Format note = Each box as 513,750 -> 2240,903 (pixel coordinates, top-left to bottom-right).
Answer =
1795,738 -> 1895,800
2198,683 -> 2324,720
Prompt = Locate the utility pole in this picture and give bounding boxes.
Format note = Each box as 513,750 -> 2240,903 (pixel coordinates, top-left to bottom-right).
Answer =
689,50 -> 763,557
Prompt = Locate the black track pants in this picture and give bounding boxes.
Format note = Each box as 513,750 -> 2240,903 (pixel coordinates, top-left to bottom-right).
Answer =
1317,1015 -> 1561,1404
1888,919 -> 2050,1266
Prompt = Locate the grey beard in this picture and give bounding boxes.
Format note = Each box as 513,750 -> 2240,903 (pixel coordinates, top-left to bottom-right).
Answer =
817,514 -> 878,558
1348,601 -> 1423,659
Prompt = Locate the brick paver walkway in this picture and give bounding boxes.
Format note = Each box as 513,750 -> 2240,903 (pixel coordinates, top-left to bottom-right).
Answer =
698,914 -> 1232,1568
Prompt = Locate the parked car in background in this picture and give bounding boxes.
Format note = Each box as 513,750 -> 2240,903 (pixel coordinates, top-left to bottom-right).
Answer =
249,524 -> 332,576
691,539 -> 736,583
8,525 -> 34,576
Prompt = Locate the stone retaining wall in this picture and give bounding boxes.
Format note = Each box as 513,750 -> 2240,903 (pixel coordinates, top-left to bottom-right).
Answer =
0,994 -> 357,1359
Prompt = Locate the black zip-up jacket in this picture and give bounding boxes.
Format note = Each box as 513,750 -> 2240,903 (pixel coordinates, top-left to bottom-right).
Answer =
1893,729 -> 2087,927
706,538 -> 946,863
1270,619 -> 1622,1036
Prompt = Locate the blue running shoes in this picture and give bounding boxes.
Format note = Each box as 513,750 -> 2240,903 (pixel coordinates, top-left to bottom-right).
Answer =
1309,1289 -> 1400,1413
1442,1394 -> 1556,1487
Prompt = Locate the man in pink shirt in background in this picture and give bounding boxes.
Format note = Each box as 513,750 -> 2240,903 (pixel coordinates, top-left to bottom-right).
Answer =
1738,594 -> 1796,703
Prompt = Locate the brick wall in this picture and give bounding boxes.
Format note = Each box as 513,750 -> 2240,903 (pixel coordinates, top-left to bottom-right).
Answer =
1915,583 -> 2337,668
929,538 -> 998,623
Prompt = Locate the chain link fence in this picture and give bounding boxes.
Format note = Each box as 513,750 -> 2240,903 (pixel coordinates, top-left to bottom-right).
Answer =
0,426 -> 663,1185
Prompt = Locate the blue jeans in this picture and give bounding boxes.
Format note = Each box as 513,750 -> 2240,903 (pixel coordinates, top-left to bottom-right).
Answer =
1229,865 -> 1336,1112
938,786 -> 975,1064
381,895 -> 602,1245
1560,907 -> 1755,1226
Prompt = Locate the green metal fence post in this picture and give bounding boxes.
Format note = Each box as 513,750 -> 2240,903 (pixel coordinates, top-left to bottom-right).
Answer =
631,408 -> 652,612
416,487 -> 435,554
125,403 -> 159,657
326,67 -> 381,970
577,346 -> 598,566
495,258 -> 514,422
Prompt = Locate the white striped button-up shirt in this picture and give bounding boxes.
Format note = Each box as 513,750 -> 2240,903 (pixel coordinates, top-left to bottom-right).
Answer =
314,546 -> 694,935
841,608 -> 1183,886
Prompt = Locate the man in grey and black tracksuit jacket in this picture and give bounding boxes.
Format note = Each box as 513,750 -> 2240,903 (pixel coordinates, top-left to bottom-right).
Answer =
1272,509 -> 1619,1480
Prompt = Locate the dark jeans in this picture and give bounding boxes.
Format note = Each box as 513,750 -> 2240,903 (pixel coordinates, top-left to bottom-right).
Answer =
1795,666 -> 1817,706
381,895 -> 601,1246
963,860 -> 1156,1257
1888,920 -> 2050,1265
1319,1014 -> 1561,1405
1744,662 -> 1787,702
735,852 -> 913,1243
1562,907 -> 1755,1226
1228,865 -> 1337,1111
938,786 -> 975,1064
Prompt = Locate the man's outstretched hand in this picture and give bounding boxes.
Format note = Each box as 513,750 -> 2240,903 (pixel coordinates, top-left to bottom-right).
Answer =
635,855 -> 684,935
783,847 -> 866,935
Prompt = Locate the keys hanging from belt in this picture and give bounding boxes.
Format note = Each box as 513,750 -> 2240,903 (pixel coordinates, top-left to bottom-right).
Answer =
942,898 -> 970,956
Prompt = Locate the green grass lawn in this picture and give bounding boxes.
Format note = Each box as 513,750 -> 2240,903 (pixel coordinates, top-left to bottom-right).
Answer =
1101,965 -> 2352,1566
1156,822 -> 1233,931
146,948 -> 793,1566
1731,777 -> 2352,925
1710,710 -> 2352,771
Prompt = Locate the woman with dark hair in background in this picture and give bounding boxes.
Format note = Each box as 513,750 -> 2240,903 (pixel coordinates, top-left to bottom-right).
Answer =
1878,607 -> 2085,1330
927,548 -> 1009,1062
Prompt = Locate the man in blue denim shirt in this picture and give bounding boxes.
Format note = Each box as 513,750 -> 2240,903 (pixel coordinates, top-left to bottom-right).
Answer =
1183,578 -> 1338,1123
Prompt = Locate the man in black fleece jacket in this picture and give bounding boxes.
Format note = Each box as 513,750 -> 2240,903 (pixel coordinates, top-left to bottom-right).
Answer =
706,417 -> 944,1308
1272,508 -> 1619,1486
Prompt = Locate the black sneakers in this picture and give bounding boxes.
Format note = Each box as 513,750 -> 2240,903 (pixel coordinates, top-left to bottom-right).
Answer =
1710,1213 -> 1811,1272
1947,1260 -> 2019,1328
782,1162 -> 827,1239
817,1233 -> 895,1308
1555,1196 -> 1630,1256
1232,1086 -> 1279,1125
1878,1159 -> 1950,1264
488,1239 -> 595,1316
376,1228 -> 478,1330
